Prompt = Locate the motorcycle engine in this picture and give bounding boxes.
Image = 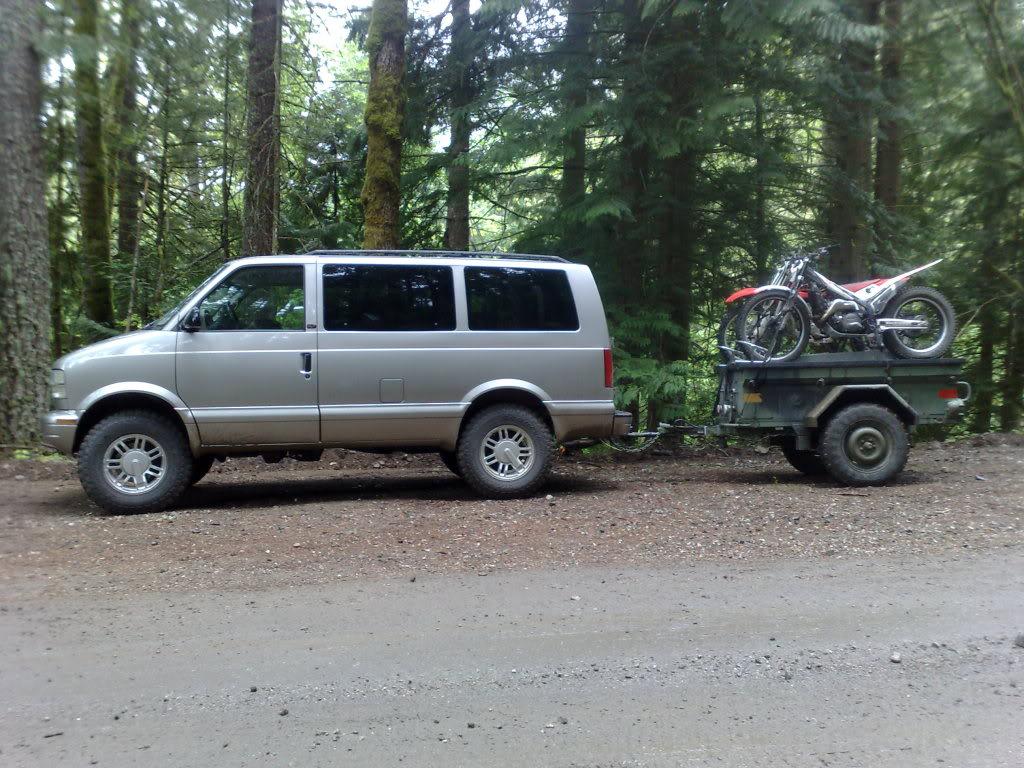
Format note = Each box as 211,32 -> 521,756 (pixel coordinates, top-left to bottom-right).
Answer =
835,313 -> 865,333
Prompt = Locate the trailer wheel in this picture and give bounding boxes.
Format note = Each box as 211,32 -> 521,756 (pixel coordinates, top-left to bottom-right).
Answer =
819,404 -> 908,486
779,438 -> 827,476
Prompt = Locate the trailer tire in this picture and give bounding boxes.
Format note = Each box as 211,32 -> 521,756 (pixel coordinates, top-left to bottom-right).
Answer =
819,404 -> 908,486
779,438 -> 827,476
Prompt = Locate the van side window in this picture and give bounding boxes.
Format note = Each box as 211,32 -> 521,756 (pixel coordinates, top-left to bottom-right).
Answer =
465,267 -> 579,331
322,265 -> 456,331
197,266 -> 305,331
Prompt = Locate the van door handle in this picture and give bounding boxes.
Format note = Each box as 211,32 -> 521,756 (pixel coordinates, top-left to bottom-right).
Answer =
300,352 -> 312,378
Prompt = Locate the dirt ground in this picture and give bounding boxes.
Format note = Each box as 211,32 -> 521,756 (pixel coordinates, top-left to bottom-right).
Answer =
1,435 -> 1021,598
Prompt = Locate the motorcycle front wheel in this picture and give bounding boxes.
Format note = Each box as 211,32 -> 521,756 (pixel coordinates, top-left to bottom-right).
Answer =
880,286 -> 957,359
736,289 -> 811,363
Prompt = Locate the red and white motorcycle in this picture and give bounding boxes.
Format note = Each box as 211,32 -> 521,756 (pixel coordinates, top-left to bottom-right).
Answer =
719,247 -> 957,363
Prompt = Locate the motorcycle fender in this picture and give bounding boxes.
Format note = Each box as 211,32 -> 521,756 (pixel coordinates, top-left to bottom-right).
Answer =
724,284 -> 791,304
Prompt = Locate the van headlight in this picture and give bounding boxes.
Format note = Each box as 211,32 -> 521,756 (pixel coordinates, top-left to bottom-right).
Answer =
50,369 -> 66,402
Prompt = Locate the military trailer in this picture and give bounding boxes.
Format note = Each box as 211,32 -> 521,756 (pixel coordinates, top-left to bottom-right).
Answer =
711,351 -> 970,485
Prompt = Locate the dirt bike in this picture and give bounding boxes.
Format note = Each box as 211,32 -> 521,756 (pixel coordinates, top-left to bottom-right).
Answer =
719,247 -> 957,363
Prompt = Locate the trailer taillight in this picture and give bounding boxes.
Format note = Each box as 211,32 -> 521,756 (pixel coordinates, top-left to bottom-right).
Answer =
604,348 -> 614,388
938,388 -> 958,399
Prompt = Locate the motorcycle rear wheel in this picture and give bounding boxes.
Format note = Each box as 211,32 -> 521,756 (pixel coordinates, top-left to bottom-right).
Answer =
880,286 -> 956,359
736,289 -> 811,363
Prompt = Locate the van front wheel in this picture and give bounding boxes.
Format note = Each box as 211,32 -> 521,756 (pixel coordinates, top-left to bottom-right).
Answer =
457,405 -> 554,497
78,410 -> 193,514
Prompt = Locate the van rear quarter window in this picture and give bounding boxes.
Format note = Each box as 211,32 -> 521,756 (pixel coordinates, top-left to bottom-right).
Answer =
465,266 -> 578,331
322,264 -> 456,331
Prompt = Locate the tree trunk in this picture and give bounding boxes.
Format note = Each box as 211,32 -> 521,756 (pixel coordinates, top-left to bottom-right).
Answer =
825,0 -> 877,282
971,245 -> 998,432
558,0 -> 595,260
242,0 -> 282,257
999,248 -> 1024,431
559,0 -> 594,209
443,0 -> 472,251
115,0 -> 143,299
361,0 -> 408,250
72,0 -> 114,326
221,0 -> 233,261
874,0 -> 902,212
0,0 -> 52,445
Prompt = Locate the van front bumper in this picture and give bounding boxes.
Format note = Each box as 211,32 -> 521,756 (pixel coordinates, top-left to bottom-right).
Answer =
40,410 -> 78,455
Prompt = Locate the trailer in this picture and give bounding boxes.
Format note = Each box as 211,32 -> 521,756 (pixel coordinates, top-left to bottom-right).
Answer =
709,350 -> 970,485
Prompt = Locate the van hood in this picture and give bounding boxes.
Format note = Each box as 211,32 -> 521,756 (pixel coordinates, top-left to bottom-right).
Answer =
54,330 -> 176,372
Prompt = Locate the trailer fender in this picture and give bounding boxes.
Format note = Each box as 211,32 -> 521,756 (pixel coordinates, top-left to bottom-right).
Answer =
804,385 -> 917,428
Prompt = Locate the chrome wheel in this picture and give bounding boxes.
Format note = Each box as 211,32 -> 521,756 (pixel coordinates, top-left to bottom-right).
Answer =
844,424 -> 888,468
102,434 -> 167,495
480,425 -> 534,481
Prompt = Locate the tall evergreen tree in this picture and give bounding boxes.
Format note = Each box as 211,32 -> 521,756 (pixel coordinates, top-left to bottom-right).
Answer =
242,0 -> 282,256
71,0 -> 114,326
361,0 -> 408,249
443,0 -> 472,251
0,0 -> 52,444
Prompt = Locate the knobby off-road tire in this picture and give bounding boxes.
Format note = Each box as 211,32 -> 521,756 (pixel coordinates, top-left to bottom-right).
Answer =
78,410 -> 194,514
818,404 -> 908,486
438,450 -> 461,477
456,404 -> 555,498
736,289 -> 812,363
190,455 -> 216,485
881,286 -> 957,360
779,437 -> 828,476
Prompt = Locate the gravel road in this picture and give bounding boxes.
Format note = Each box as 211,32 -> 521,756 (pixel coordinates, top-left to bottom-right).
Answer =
1,437 -> 1022,766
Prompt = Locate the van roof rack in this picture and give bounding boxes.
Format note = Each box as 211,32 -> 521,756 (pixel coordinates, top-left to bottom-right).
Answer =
306,249 -> 569,264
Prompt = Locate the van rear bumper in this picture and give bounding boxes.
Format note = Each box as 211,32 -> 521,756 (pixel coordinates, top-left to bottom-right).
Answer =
548,400 -> 626,441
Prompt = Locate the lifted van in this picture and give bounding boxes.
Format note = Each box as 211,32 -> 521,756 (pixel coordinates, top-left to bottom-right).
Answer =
42,251 -> 631,514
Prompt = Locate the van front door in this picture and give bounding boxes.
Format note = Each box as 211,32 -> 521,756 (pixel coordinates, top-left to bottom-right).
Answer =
176,263 -> 319,446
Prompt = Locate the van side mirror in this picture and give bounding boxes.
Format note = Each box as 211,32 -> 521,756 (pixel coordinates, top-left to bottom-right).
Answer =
181,307 -> 202,333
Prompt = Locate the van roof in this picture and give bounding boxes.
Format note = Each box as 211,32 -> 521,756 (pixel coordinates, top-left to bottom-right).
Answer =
239,250 -> 571,265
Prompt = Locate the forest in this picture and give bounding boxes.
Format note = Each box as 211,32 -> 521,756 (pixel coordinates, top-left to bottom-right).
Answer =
0,0 -> 1022,447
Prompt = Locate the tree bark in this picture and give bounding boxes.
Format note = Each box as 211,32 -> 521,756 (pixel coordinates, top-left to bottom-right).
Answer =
0,0 -> 52,445
242,0 -> 282,257
999,248 -> 1024,431
443,0 -> 471,251
874,0 -> 902,212
361,0 -> 408,250
71,0 -> 114,326
115,0 -> 143,295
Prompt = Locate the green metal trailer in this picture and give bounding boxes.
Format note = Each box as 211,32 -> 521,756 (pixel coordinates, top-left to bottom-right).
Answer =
710,350 -> 970,485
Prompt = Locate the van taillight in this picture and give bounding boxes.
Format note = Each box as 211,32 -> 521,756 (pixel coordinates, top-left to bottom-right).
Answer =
604,348 -> 613,388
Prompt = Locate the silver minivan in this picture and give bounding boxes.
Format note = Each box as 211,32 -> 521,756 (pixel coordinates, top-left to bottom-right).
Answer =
42,251 -> 630,513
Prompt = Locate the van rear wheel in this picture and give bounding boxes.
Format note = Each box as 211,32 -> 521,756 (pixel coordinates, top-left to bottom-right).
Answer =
438,450 -> 461,477
457,405 -> 554,497
78,410 -> 193,514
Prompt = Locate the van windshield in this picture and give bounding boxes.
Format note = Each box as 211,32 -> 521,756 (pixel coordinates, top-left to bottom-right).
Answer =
144,264 -> 232,330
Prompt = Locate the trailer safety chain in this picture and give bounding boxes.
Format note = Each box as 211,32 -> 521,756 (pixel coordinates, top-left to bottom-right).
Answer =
602,420 -> 709,453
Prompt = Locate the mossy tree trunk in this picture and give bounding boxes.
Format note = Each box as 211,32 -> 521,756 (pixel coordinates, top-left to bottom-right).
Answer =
361,0 -> 408,250
443,0 -> 471,251
242,0 -> 282,257
0,0 -> 52,445
72,0 -> 114,327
